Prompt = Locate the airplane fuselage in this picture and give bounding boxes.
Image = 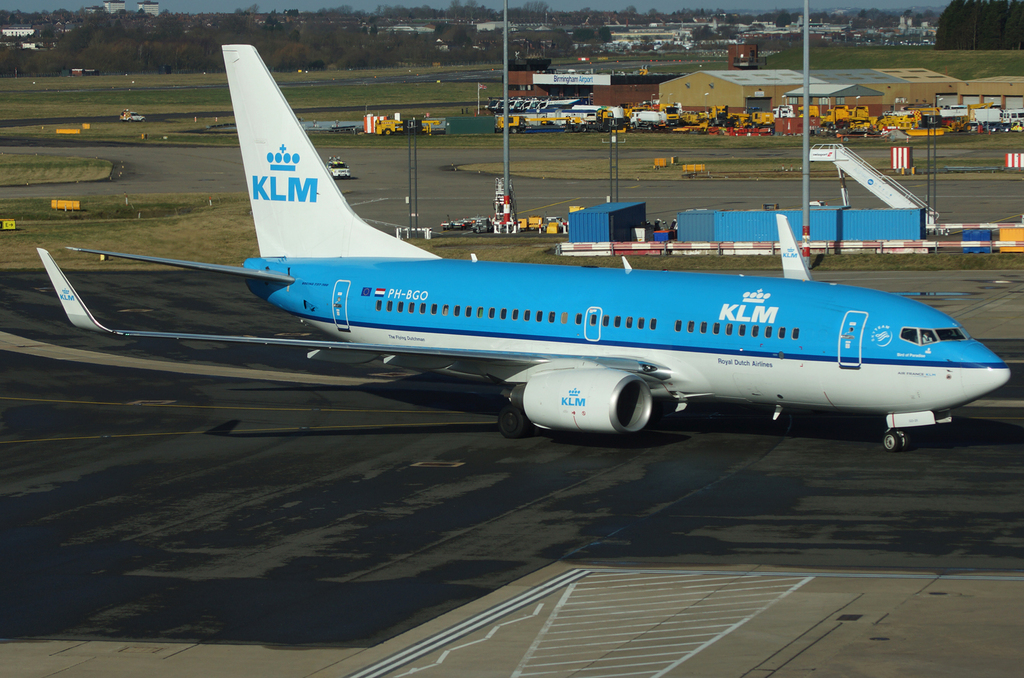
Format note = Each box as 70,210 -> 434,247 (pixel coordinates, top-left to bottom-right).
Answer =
245,256 -> 1009,417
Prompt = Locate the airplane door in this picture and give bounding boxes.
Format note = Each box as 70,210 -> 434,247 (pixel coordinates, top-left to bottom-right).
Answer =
584,307 -> 602,342
838,310 -> 869,368
332,280 -> 351,331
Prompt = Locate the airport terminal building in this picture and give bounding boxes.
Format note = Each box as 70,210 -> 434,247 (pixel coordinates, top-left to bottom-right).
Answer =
660,68 -> 1024,114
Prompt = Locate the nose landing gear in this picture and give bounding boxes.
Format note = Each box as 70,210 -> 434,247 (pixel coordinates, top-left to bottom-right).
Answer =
883,428 -> 910,453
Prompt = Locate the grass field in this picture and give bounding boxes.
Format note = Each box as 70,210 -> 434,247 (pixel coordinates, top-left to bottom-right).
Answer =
0,193 -> 258,271
0,154 -> 112,186
5,192 -> 1024,273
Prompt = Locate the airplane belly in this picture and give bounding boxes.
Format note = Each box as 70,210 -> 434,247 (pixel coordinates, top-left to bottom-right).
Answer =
821,363 -> 962,413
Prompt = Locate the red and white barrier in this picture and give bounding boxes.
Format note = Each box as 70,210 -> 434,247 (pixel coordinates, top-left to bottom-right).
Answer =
1006,153 -> 1024,169
891,146 -> 913,169
557,240 -> 1024,256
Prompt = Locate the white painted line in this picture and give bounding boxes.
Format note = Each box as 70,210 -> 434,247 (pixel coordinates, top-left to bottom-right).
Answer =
347,569 -> 590,678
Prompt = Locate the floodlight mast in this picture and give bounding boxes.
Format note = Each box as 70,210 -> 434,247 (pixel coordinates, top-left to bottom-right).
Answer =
502,0 -> 510,230
802,0 -> 811,266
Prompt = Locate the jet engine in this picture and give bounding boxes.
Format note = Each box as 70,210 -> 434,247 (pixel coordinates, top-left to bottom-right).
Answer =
520,368 -> 653,434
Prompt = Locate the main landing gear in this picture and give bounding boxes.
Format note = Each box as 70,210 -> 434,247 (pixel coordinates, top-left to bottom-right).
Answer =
883,428 -> 910,453
498,404 -> 535,439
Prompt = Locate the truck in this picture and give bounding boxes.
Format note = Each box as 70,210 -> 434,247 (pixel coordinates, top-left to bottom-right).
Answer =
326,156 -> 350,179
119,109 -> 145,122
630,109 -> 668,129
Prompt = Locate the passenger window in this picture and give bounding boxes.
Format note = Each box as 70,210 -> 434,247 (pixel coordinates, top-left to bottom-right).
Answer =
675,320 -> 682,332
603,315 -> 610,327
500,308 -> 507,320
589,314 -> 597,326
549,311 -> 555,322
650,318 -> 657,330
778,327 -> 786,339
638,318 -> 645,330
615,316 -> 621,328
699,321 -> 707,334
725,323 -> 733,336
765,326 -> 773,338
712,322 -> 720,335
626,317 -> 633,329
478,307 -> 484,318
538,311 -> 544,322
738,324 -> 746,337
420,303 -> 427,314
376,300 -> 382,311
524,310 -> 531,321
575,313 -> 583,325
512,309 -> 519,320
752,325 -> 759,338
792,328 -> 799,339
489,308 -> 495,319
687,320 -> 695,333
387,300 -> 393,312
442,304 -> 449,316
454,305 -> 460,316
561,312 -> 568,324
431,303 -> 437,315
398,301 -> 405,312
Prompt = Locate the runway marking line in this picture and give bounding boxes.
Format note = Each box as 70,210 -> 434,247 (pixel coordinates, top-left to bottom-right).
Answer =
0,421 -> 487,445
0,394 -> 467,415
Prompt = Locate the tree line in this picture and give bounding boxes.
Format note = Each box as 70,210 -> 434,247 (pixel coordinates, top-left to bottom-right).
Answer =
936,0 -> 1024,49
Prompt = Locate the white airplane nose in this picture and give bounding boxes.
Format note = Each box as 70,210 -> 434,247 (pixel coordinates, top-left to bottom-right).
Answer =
960,342 -> 1010,402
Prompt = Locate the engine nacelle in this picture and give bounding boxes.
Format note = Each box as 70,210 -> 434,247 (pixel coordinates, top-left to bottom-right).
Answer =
520,368 -> 653,434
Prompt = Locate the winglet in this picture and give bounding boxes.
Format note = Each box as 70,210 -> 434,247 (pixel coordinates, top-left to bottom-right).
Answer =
37,248 -> 113,333
776,215 -> 812,282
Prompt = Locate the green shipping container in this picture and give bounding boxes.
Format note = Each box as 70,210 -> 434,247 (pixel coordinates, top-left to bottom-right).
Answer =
446,117 -> 496,135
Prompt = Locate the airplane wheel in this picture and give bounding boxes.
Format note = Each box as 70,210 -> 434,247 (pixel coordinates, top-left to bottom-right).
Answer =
883,429 -> 905,453
897,429 -> 910,450
498,404 -> 534,439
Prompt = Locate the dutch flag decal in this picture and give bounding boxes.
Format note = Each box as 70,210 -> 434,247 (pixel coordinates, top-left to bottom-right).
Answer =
375,288 -> 386,297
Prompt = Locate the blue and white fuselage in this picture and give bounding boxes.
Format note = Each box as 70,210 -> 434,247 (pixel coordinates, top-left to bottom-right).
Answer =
246,256 -> 1007,418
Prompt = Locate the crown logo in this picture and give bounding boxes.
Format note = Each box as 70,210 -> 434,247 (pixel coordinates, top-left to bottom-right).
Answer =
267,144 -> 299,172
742,289 -> 770,304
568,388 -> 580,397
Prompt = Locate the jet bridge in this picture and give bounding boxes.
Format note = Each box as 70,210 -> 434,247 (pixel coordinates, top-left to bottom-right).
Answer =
809,144 -> 936,226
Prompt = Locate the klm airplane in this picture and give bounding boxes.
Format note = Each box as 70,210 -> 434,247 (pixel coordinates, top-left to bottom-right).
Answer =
38,45 -> 1009,452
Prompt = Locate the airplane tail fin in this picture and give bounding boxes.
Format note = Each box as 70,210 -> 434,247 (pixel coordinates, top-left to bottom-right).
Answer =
222,45 -> 435,261
776,214 -> 812,282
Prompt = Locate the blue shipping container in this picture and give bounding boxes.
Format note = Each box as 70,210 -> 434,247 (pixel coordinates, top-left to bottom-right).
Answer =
840,209 -> 924,240
676,210 -> 715,241
714,207 -> 843,242
568,202 -> 646,243
963,228 -> 992,254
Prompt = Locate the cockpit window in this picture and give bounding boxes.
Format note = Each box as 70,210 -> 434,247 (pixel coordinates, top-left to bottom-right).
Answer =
936,327 -> 967,341
900,326 -> 968,345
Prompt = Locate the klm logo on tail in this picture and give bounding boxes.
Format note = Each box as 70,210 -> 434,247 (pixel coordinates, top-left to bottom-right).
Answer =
251,144 -> 318,203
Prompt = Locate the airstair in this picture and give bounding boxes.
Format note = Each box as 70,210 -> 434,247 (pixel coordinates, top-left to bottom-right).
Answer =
809,144 -> 937,225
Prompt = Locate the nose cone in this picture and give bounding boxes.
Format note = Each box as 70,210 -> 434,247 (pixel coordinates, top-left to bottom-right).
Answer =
960,340 -> 1011,402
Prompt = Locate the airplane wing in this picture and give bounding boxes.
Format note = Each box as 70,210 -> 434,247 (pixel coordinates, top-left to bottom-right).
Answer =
37,248 -> 671,382
66,247 -> 295,284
